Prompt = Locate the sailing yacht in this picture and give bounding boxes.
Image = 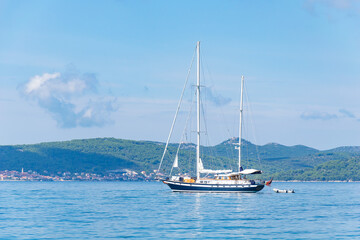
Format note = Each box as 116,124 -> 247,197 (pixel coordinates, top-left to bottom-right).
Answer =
160,42 -> 265,193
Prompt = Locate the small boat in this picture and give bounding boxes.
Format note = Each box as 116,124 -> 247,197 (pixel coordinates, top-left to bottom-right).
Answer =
157,41 -> 265,193
273,188 -> 295,193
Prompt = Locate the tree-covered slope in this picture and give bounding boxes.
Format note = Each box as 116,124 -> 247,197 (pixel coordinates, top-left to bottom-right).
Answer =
202,137 -> 321,178
0,137 -> 359,180
273,157 -> 360,181
0,138 -> 166,174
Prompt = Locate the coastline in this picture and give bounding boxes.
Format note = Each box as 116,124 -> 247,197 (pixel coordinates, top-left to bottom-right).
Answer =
1,179 -> 359,183
274,180 -> 360,183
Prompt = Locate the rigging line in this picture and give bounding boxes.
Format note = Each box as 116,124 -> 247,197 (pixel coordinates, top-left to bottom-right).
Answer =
199,71 -> 213,168
169,90 -> 196,176
182,83 -> 197,176
201,94 -> 211,167
199,54 -> 209,165
200,52 -> 219,168
165,148 -> 173,166
187,93 -> 195,175
243,86 -> 252,168
239,80 -> 248,169
237,78 -> 243,167
244,85 -> 263,170
204,51 -> 233,140
220,112 -> 234,168
200,86 -> 217,170
241,100 -> 248,168
202,52 -> 234,163
157,46 -> 197,176
243,117 -> 250,168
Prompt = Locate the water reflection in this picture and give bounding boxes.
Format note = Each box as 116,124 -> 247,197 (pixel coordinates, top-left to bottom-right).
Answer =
1,182 -> 358,239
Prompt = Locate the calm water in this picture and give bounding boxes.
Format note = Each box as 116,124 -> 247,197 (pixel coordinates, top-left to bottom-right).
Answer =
0,181 -> 359,239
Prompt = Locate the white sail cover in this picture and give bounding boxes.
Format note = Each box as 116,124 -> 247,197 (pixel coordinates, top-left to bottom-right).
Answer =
198,158 -> 232,174
173,154 -> 178,168
226,169 -> 262,176
239,169 -> 262,175
199,169 -> 233,174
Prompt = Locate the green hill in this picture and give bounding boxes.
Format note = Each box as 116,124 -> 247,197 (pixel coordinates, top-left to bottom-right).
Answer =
0,137 -> 359,181
202,138 -> 322,178
274,157 -> 360,181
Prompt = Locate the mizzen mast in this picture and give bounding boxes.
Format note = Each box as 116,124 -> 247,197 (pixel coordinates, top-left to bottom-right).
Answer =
239,75 -> 244,172
196,41 -> 201,180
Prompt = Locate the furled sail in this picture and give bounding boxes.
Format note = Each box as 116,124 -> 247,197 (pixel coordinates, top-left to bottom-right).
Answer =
172,154 -> 178,168
239,169 -> 262,175
199,158 -> 204,170
226,169 -> 262,177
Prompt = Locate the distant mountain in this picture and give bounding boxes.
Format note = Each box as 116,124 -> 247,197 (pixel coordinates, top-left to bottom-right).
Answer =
326,146 -> 360,154
201,138 -> 321,178
207,137 -> 318,160
0,137 -> 359,181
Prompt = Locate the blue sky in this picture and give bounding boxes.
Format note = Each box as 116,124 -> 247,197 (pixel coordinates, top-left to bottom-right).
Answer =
1,0 -> 360,149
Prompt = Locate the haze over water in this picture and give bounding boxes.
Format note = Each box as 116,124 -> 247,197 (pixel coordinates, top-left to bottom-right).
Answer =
0,181 -> 359,239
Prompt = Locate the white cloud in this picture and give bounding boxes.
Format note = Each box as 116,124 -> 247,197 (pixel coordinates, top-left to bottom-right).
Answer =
300,109 -> 357,121
339,109 -> 356,118
301,111 -> 338,120
19,68 -> 118,128
204,87 -> 232,106
83,108 -> 93,118
25,72 -> 60,94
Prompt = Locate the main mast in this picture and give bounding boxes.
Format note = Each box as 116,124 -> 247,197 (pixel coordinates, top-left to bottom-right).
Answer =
196,41 -> 201,180
239,76 -> 244,172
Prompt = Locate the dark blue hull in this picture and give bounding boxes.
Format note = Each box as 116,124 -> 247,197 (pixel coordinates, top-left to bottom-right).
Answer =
163,180 -> 264,193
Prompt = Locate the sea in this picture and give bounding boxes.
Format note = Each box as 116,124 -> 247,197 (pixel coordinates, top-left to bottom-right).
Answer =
0,181 -> 359,239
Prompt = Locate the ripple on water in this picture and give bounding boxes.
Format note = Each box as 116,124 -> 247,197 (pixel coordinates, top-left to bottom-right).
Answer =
0,181 -> 359,239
